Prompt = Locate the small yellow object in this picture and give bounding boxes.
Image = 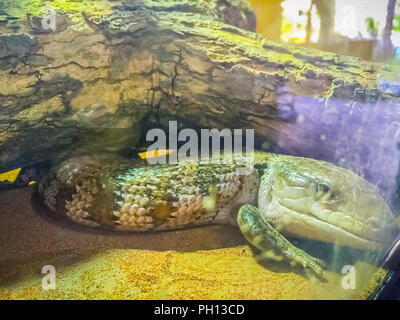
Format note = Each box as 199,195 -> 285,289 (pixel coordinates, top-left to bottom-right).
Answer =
139,149 -> 175,159
203,186 -> 217,211
0,168 -> 21,183
28,181 -> 37,186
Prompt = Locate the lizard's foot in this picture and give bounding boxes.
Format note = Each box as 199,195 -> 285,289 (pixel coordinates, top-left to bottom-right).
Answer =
237,204 -> 327,282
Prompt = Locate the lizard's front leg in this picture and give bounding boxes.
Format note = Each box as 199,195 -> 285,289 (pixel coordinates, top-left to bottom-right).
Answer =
237,204 -> 326,281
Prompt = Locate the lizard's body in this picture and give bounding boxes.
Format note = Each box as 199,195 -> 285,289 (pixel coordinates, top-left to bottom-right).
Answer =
40,152 -> 267,230
39,152 -> 397,280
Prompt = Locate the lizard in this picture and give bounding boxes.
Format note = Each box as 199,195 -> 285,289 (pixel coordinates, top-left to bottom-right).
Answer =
38,151 -> 398,280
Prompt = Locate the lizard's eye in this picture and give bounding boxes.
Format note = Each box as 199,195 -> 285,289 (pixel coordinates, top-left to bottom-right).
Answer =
319,184 -> 330,193
311,183 -> 332,200
311,182 -> 330,193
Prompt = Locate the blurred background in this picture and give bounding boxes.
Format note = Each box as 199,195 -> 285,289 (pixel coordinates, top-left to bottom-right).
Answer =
249,0 -> 400,63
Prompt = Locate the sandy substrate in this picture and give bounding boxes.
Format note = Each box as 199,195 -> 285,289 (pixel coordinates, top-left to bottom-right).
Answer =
0,187 -> 387,300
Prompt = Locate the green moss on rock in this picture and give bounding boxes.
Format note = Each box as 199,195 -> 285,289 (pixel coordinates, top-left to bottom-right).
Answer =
3,0 -> 113,29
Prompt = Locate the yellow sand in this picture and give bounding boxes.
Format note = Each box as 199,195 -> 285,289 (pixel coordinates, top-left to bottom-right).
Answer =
0,246 -> 386,300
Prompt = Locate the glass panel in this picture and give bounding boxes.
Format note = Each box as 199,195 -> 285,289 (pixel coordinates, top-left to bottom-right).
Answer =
0,0 -> 399,300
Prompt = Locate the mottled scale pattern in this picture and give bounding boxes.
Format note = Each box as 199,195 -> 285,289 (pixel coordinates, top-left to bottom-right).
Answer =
40,154 -> 252,231
64,177 -> 100,228
112,158 -> 245,230
39,156 -> 111,228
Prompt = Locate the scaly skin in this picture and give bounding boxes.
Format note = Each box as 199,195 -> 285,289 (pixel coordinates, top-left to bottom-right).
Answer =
39,152 -> 397,279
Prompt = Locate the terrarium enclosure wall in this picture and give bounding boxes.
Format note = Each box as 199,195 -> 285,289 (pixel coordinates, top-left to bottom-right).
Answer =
0,0 -> 399,300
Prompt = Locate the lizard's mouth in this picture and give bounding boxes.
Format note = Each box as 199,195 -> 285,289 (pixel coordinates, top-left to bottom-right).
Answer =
270,193 -> 384,250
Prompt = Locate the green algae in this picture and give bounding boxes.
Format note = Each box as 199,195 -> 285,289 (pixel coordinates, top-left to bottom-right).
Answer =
152,10 -> 383,95
3,0 -> 389,96
3,0 -> 113,29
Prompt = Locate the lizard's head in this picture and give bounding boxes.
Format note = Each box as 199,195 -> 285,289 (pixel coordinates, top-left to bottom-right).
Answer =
258,156 -> 397,250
